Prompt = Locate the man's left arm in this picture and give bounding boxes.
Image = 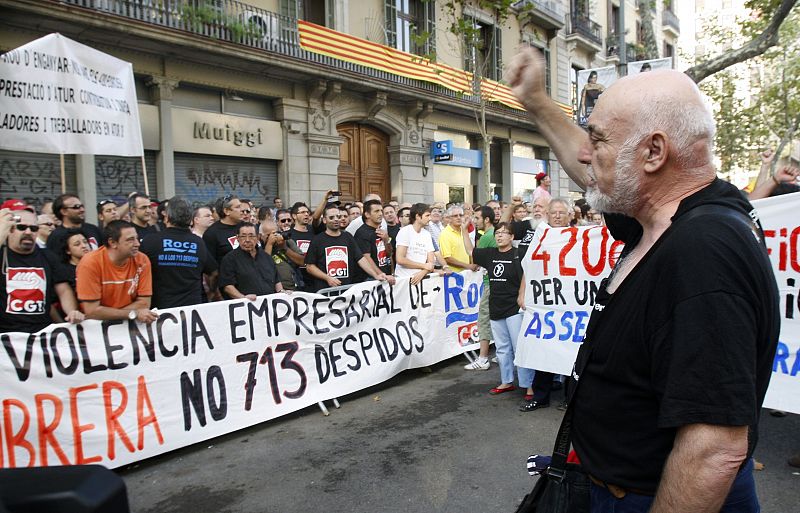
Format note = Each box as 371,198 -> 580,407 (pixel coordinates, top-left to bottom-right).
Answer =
54,282 -> 84,323
650,423 -> 748,513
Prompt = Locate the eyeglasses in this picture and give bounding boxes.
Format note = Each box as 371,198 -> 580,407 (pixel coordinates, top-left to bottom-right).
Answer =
65,204 -> 84,210
296,210 -> 310,215
278,218 -> 292,224
326,215 -> 339,220
38,222 -> 55,227
14,224 -> 40,232
238,234 -> 258,239
241,209 -> 251,215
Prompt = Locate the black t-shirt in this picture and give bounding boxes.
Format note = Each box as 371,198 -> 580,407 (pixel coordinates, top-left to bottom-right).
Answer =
570,179 -> 780,492
288,227 -> 314,289
140,227 -> 218,308
219,247 -> 278,297
1,246 -> 68,333
511,219 -> 539,257
353,223 -> 393,281
472,246 -> 523,320
387,223 -> 401,252
202,221 -> 240,265
46,223 -> 103,255
304,230 -> 363,292
134,223 -> 158,242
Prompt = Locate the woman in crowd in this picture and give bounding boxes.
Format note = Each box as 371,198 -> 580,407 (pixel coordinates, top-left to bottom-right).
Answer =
61,231 -> 91,292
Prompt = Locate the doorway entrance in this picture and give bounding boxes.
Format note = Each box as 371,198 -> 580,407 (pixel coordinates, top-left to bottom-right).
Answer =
337,123 -> 390,202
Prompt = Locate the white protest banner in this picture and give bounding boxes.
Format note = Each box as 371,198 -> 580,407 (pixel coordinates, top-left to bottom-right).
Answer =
755,192 -> 800,414
515,225 -> 623,375
0,33 -> 143,156
0,272 -> 483,469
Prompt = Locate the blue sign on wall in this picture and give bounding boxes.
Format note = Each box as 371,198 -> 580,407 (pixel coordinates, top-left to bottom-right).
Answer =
431,141 -> 483,169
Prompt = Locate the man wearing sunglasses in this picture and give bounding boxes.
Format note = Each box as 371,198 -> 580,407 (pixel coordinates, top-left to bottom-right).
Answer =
35,214 -> 56,249
1,205 -> 83,333
46,193 -> 103,255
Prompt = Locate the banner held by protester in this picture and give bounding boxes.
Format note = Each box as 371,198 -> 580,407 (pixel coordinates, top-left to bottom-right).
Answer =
0,272 -> 483,469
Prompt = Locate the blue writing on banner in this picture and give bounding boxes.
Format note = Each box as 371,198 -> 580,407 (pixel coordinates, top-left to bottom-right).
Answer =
523,310 -> 590,343
773,341 -> 800,376
443,272 -> 482,327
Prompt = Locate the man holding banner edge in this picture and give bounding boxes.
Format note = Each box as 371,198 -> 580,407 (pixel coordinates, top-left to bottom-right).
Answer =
506,49 -> 779,512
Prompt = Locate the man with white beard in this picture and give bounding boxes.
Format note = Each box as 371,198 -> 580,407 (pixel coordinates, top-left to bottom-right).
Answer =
506,49 -> 778,512
501,195 -> 549,254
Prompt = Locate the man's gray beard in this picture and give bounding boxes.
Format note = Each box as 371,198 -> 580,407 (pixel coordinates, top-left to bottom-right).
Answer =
585,141 -> 642,216
528,218 -> 543,229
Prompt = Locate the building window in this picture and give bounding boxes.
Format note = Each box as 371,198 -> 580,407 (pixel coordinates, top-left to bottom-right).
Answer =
526,38 -> 551,96
571,65 -> 582,113
609,3 -> 620,35
463,18 -> 502,81
664,42 -> 674,58
385,0 -> 436,56
281,0 -> 334,27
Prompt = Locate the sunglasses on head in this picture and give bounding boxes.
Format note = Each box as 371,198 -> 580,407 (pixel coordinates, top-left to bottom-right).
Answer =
14,224 -> 39,232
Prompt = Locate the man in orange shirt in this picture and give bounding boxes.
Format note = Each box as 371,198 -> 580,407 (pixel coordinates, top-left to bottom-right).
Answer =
76,220 -> 158,324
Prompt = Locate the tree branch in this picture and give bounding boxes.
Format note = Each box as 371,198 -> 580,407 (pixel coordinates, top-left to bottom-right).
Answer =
684,0 -> 798,83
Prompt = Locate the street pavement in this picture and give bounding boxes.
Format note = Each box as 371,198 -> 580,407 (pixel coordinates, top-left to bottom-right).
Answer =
120,356 -> 800,513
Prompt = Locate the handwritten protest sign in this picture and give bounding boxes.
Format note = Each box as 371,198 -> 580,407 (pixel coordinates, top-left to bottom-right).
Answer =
755,192 -> 800,413
0,272 -> 482,469
515,193 -> 800,414
0,33 -> 143,156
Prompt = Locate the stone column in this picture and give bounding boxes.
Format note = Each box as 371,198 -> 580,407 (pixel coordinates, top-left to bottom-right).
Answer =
75,155 -> 97,224
500,140 -> 514,201
388,145 -> 429,204
274,98 -> 311,204
468,134 -> 491,203
146,76 -> 179,199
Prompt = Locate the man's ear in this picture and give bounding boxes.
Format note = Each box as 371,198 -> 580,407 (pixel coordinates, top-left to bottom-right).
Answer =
643,132 -> 669,173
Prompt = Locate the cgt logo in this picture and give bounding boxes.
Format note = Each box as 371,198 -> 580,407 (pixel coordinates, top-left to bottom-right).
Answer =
6,267 -> 46,315
325,246 -> 349,278
457,322 -> 479,347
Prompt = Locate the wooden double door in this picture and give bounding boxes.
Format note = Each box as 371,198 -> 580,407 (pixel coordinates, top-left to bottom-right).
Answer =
337,123 -> 390,202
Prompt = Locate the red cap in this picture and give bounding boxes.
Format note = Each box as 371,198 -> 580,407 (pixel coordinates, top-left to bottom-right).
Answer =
1,199 -> 35,212
535,172 -> 547,181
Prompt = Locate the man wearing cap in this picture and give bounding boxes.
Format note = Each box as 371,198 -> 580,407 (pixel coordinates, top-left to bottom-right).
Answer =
532,172 -> 551,203
35,214 -> 56,249
46,193 -> 104,255
1,204 -> 84,333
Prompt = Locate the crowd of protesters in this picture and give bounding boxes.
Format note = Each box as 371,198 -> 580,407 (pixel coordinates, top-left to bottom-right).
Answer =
2,157 -> 799,464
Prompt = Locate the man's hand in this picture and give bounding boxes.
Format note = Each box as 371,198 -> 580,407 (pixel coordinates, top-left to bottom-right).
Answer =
65,310 -> 85,324
423,262 -> 435,272
760,148 -> 774,166
325,276 -> 342,287
245,294 -> 257,301
467,263 -> 480,272
511,195 -> 523,206
410,270 -> 428,285
505,48 -> 549,111
0,208 -> 15,246
774,165 -> 799,184
135,309 -> 159,324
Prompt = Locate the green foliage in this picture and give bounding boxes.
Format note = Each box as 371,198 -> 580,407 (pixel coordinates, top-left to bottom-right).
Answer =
180,1 -> 264,42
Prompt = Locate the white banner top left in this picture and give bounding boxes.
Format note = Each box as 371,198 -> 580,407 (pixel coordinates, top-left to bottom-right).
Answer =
0,33 -> 143,156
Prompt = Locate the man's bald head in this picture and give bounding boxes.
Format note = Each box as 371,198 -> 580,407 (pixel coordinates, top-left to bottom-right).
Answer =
592,70 -> 715,172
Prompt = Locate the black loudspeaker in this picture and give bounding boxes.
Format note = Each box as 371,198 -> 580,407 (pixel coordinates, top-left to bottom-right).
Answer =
0,465 -> 130,513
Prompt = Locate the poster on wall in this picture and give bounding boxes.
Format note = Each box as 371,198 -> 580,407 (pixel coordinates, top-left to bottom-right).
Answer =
576,66 -> 617,127
627,57 -> 673,76
0,33 -> 143,156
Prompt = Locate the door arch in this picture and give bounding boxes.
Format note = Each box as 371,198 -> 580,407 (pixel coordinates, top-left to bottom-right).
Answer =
337,123 -> 390,202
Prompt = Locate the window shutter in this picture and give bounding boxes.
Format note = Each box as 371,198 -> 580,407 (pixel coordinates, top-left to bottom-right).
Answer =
385,0 -> 398,48
424,0 -> 436,56
493,25 -> 502,81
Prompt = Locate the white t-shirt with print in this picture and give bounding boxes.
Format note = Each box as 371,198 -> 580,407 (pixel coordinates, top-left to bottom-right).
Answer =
394,225 -> 435,278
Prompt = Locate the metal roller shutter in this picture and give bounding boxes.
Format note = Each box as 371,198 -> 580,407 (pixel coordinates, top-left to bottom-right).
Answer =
95,151 -> 158,202
0,151 -> 77,210
173,153 -> 278,208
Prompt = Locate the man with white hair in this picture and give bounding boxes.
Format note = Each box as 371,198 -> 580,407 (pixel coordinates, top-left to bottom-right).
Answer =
507,49 -> 778,512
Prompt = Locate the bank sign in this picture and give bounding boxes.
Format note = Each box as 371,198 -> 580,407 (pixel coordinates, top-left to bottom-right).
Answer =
431,140 -> 483,169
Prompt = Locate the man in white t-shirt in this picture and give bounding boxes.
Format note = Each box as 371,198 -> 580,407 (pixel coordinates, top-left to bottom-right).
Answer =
394,203 -> 449,283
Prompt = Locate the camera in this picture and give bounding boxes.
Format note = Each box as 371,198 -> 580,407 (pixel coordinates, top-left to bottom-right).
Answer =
12,214 -> 21,223
329,191 -> 341,204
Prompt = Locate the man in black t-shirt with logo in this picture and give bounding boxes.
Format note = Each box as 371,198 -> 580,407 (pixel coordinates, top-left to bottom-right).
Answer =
203,194 -> 246,266
353,199 -> 394,282
46,193 -> 103,256
508,49 -> 778,512
305,205 -> 393,292
1,206 -> 83,333
129,193 -> 158,242
286,202 -> 315,291
140,197 -> 218,308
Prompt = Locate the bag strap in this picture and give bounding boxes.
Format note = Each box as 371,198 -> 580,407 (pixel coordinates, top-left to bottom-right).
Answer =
545,202 -> 764,482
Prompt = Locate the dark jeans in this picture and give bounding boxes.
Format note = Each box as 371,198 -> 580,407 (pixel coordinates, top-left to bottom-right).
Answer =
532,370 -> 554,402
589,458 -> 759,513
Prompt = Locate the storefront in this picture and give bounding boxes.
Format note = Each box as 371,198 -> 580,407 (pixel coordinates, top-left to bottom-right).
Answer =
431,131 -> 483,205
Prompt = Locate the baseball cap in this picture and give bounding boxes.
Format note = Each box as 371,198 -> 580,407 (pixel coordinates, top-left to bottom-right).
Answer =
1,199 -> 36,212
535,172 -> 547,181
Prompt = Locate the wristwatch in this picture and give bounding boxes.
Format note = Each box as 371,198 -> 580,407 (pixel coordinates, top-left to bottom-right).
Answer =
128,309 -> 137,320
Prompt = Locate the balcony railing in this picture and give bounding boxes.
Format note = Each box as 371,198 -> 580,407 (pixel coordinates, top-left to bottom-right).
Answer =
58,0 -> 528,117
662,9 -> 680,33
568,13 -> 602,47
606,36 -> 637,61
515,0 -> 566,24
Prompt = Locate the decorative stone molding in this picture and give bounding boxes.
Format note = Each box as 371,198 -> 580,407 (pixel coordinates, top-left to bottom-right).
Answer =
366,92 -> 388,119
146,76 -> 180,101
306,134 -> 343,159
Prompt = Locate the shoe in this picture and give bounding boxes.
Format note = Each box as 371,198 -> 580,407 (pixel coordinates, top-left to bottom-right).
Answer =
789,454 -> 800,468
524,394 -> 534,402
519,400 -> 550,412
464,358 -> 490,371
489,385 -> 516,395
491,357 -> 498,363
